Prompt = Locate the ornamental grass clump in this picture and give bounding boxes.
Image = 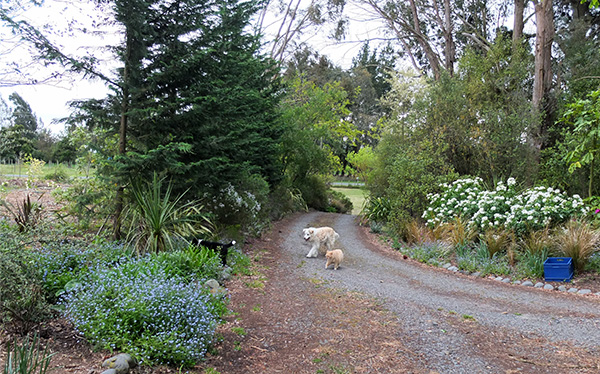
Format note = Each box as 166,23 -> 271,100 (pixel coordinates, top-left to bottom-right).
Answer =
62,258 -> 223,367
553,220 -> 600,273
481,228 -> 514,258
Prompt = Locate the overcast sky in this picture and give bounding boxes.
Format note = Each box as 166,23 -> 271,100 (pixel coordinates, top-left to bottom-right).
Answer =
0,0 -> 383,135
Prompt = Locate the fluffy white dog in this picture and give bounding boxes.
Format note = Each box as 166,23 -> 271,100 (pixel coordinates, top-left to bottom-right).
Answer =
302,226 -> 339,258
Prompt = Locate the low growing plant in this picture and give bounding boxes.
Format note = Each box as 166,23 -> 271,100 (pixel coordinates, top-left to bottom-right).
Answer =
3,333 -> 53,374
361,195 -> 392,227
62,259 -> 223,367
515,249 -> 549,279
1,194 -> 44,233
480,228 -> 513,258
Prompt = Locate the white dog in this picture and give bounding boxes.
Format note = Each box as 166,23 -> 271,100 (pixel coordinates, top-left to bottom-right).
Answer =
302,226 -> 339,258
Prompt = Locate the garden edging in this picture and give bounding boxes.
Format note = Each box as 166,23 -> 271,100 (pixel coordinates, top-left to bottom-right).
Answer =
440,262 -> 600,296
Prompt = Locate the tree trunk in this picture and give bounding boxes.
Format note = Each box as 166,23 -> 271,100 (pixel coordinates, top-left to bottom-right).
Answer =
408,0 -> 441,80
531,0 -> 554,152
513,0 -> 525,45
442,0 -> 455,74
113,31 -> 132,241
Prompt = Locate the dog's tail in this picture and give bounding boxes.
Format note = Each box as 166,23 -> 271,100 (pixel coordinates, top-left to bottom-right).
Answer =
334,231 -> 340,241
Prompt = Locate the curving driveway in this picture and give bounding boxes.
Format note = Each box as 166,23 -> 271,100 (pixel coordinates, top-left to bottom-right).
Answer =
281,212 -> 600,373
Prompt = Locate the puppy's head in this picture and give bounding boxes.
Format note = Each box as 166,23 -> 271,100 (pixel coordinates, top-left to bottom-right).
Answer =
325,250 -> 333,259
302,228 -> 314,241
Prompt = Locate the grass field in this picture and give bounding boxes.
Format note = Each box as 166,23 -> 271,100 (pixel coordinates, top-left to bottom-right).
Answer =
0,163 -> 84,179
333,187 -> 367,216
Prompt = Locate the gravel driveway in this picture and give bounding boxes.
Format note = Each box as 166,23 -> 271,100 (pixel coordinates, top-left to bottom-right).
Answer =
282,212 -> 600,373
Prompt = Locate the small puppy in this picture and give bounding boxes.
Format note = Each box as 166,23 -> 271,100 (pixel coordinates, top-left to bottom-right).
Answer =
325,249 -> 344,270
302,226 -> 339,258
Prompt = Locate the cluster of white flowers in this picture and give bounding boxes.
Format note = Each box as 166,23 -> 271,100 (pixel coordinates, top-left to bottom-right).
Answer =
206,183 -> 262,219
423,177 -> 589,234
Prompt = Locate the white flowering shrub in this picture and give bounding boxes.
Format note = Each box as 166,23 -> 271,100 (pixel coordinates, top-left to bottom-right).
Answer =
62,254 -> 226,367
423,177 -> 588,236
205,174 -> 269,235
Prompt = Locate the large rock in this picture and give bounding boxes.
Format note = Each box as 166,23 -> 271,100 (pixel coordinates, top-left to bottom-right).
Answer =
102,353 -> 136,374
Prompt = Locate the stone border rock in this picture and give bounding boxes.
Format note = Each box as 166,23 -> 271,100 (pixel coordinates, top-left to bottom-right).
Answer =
100,353 -> 137,374
441,262 -> 600,297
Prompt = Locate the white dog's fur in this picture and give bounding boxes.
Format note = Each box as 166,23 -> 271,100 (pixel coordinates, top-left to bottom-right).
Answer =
302,226 -> 339,258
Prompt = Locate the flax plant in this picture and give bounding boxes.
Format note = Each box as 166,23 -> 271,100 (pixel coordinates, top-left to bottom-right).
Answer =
126,174 -> 212,254
3,334 -> 53,374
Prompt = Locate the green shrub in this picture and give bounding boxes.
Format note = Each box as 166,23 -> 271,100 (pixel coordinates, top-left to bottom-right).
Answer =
295,174 -> 329,211
361,196 -> 392,224
327,190 -> 353,213
52,177 -> 114,231
152,245 -> 223,282
515,249 -> 548,279
126,173 -> 212,254
0,248 -> 53,333
398,241 -> 452,265
384,144 -> 457,224
42,168 -> 69,182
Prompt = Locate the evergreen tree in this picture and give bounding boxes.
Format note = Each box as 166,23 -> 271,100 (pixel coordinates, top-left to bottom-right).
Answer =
115,0 -> 284,199
9,92 -> 37,139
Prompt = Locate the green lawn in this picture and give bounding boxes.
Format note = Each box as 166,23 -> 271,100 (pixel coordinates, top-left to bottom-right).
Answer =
333,187 -> 367,216
0,163 -> 84,179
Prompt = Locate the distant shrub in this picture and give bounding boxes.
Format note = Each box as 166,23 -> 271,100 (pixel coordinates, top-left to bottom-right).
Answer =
327,190 -> 352,213
43,168 -> 69,182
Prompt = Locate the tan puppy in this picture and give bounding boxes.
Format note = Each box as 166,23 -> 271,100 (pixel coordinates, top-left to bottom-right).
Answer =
302,226 -> 339,258
325,249 -> 344,270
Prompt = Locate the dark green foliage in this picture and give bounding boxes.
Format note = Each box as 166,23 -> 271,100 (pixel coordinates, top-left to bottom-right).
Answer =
361,196 -> 392,224
115,0 -> 284,200
372,136 -> 458,225
327,190 -> 353,214
295,174 -> 330,211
